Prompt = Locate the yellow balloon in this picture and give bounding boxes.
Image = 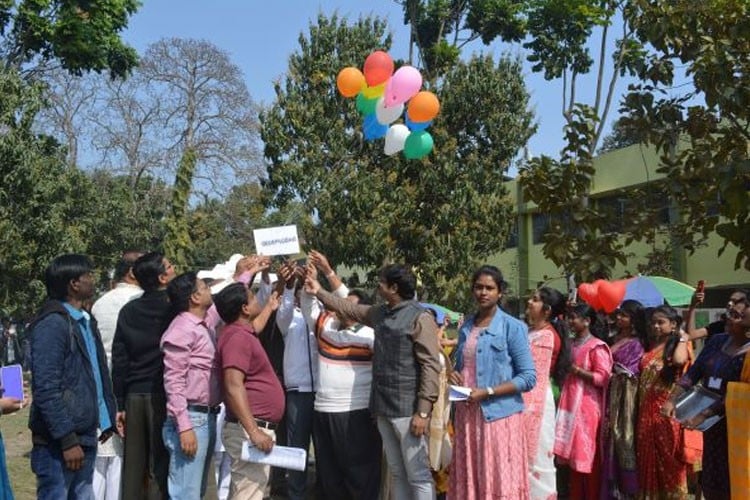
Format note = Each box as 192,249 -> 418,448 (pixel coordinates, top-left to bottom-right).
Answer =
362,83 -> 386,98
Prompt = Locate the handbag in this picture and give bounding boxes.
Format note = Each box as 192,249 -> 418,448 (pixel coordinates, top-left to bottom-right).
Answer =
680,428 -> 702,465
726,351 -> 750,497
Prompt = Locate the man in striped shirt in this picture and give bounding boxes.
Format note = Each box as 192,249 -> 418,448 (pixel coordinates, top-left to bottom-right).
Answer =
300,251 -> 382,500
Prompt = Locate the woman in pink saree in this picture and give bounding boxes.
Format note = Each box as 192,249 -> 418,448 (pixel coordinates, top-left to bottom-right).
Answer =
554,303 -> 613,499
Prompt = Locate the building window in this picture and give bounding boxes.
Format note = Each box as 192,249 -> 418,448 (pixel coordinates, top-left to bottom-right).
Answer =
597,195 -> 626,233
532,213 -> 549,244
505,220 -> 519,249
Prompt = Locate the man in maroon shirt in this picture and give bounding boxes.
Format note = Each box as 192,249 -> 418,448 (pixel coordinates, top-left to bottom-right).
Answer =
215,282 -> 283,500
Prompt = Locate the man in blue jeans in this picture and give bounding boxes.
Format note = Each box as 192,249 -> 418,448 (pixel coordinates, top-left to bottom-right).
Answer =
28,254 -> 117,499
161,272 -> 220,499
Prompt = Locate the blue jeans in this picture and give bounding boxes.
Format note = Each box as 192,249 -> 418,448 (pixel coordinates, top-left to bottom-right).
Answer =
30,443 -> 96,500
162,410 -> 216,500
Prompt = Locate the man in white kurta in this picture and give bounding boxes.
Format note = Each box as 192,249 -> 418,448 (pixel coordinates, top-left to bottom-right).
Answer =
90,251 -> 143,500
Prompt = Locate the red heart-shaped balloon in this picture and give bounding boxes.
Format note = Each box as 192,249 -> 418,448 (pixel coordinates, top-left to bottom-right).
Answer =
578,283 -> 602,311
598,279 -> 627,313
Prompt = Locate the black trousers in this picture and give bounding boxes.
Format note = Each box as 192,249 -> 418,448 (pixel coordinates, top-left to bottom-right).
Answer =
313,408 -> 383,500
121,392 -> 169,500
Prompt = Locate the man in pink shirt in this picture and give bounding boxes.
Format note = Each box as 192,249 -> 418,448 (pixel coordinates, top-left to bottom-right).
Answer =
161,272 -> 220,499
215,281 -> 284,500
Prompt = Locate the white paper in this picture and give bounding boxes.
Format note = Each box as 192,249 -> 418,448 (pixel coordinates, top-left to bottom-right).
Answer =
240,441 -> 307,471
449,385 -> 472,402
253,225 -> 300,256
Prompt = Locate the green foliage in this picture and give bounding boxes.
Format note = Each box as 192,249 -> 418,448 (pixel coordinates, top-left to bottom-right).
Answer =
524,0 -> 611,79
3,0 -> 140,77
261,14 -> 534,310
164,148 -> 197,271
0,68 -> 93,317
598,117 -> 645,154
187,183 -> 313,270
401,0 -> 643,284
82,170 -> 170,270
620,0 -> 750,269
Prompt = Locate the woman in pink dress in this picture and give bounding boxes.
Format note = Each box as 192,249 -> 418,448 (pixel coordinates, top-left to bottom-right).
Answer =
448,265 -> 537,500
554,304 -> 613,499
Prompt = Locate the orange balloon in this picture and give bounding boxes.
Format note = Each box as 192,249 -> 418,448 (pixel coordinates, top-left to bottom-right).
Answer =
337,67 -> 365,98
407,91 -> 440,122
363,51 -> 394,86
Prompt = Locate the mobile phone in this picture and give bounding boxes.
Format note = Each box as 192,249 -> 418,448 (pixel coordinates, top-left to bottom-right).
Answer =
696,280 -> 705,293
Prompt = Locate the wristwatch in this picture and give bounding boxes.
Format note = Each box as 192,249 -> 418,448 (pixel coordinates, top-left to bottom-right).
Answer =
418,411 -> 429,419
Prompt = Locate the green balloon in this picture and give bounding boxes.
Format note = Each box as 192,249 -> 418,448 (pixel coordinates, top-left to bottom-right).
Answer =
403,131 -> 434,159
356,92 -> 378,115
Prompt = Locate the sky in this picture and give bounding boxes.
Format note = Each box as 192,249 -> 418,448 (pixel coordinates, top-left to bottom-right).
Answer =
122,0 -> 631,159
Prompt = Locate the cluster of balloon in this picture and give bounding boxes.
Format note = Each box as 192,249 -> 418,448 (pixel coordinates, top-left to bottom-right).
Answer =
336,51 -> 440,160
577,279 -> 627,313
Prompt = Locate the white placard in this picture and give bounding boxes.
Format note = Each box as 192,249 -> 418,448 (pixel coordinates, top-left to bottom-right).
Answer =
253,225 -> 301,256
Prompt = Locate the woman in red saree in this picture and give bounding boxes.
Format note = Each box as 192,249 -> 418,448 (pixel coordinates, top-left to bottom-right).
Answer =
636,305 -> 692,499
554,304 -> 612,499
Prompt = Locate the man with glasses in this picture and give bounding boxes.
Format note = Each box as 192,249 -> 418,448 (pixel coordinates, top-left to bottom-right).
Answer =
161,272 -> 220,499
112,252 -> 176,499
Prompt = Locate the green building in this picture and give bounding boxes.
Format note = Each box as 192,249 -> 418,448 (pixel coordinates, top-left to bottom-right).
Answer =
494,144 -> 750,314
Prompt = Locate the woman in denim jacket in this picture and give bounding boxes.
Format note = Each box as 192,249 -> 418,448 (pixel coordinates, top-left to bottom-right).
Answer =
448,265 -> 537,500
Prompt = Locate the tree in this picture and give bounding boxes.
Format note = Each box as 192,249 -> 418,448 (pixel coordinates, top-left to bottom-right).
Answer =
261,14 -> 534,309
81,169 -> 170,271
188,183 -> 312,270
138,38 -> 264,267
619,0 -> 750,270
88,73 -> 167,184
0,0 -> 139,78
34,68 -> 100,166
598,117 -> 644,154
0,68 -> 93,317
399,0 -> 646,281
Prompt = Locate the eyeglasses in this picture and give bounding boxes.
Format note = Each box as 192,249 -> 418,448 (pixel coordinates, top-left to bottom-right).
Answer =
728,309 -> 744,320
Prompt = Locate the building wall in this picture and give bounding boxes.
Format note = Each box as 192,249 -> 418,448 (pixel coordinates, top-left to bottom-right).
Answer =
498,143 -> 750,303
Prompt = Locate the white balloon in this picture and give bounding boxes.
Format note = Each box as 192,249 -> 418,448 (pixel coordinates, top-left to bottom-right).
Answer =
384,124 -> 410,156
375,97 -> 405,126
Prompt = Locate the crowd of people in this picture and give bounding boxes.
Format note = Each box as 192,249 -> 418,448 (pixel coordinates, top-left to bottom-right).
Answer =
0,250 -> 748,500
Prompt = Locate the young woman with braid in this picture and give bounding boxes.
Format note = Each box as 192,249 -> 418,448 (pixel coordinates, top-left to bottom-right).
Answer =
636,305 -> 692,499
523,286 -> 572,499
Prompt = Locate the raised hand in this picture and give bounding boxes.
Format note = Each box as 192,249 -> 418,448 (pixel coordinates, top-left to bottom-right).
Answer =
267,291 -> 281,311
304,275 -> 321,295
305,261 -> 318,281
309,250 -> 334,276
278,262 -> 296,288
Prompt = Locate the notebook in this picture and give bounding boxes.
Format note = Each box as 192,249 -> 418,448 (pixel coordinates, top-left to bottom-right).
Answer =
0,364 -> 24,401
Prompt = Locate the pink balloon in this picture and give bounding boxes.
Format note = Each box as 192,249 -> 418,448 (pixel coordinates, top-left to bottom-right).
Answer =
383,66 -> 422,108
